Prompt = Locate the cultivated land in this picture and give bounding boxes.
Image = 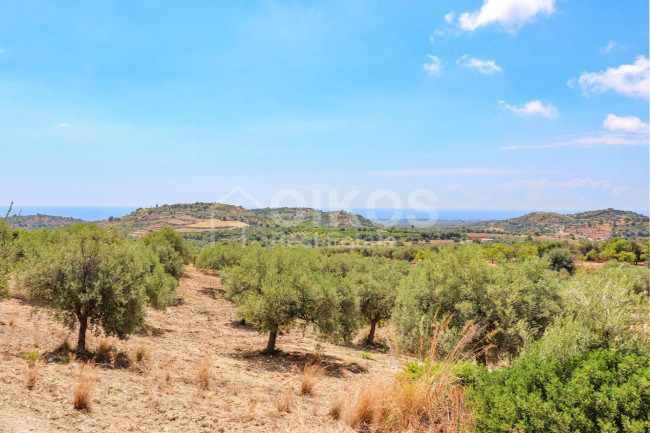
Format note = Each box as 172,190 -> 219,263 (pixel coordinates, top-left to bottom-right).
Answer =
0,266 -> 402,433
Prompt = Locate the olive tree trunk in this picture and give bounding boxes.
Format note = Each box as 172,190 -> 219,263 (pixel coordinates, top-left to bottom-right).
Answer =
265,328 -> 278,353
367,319 -> 378,343
77,316 -> 88,352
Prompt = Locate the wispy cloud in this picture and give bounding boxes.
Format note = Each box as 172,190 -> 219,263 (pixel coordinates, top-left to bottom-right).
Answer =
444,12 -> 455,23
573,55 -> 649,100
601,41 -> 625,54
450,0 -> 556,32
603,114 -> 649,134
457,55 -> 502,74
495,177 -> 630,197
423,55 -> 444,76
499,100 -> 558,118
497,178 -> 612,190
502,134 -> 648,150
367,168 -> 547,177
56,123 -> 70,128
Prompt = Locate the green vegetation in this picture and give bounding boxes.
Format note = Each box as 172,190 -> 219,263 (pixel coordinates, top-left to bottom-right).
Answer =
18,224 -> 179,351
468,349 -> 650,433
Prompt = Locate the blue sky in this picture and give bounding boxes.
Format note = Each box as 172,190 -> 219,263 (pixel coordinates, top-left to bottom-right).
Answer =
0,0 -> 648,212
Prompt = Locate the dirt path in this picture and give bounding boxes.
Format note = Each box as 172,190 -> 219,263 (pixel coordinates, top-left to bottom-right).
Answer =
0,266 -> 403,432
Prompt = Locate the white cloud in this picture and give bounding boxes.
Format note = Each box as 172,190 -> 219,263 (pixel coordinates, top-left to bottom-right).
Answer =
429,35 -> 435,43
576,56 -> 649,100
454,0 -> 556,32
499,100 -> 558,118
368,168 -> 546,177
502,135 -> 648,150
445,183 -> 465,190
498,178 -> 613,190
444,12 -> 455,23
457,55 -> 502,74
603,114 -> 649,134
423,55 -> 444,77
57,123 -> 70,128
601,41 -> 624,54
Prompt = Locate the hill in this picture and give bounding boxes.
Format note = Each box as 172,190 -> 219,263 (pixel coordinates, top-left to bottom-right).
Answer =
5,214 -> 85,230
469,208 -> 648,240
101,202 -> 378,237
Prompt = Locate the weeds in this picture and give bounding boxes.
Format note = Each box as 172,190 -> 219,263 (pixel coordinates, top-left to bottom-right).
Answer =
339,313 -> 482,432
73,366 -> 94,412
300,362 -> 326,395
196,356 -> 212,390
26,366 -> 39,389
24,349 -> 39,367
275,388 -> 294,413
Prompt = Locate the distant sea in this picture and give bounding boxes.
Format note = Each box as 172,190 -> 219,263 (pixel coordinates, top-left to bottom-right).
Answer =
2,206 -> 647,223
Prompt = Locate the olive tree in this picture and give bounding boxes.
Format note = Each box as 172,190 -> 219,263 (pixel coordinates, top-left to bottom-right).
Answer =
222,247 -> 343,352
19,224 -> 177,351
0,221 -> 13,299
393,246 -> 563,361
141,227 -> 191,279
346,257 -> 409,343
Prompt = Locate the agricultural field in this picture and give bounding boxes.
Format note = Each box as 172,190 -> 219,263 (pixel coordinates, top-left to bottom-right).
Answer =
1,220 -> 648,432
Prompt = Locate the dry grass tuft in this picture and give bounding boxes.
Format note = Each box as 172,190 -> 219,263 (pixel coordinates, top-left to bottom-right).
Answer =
96,338 -> 112,363
340,313 -> 481,433
300,362 -> 326,395
196,356 -> 212,390
129,344 -> 152,372
275,388 -> 295,413
329,394 -> 345,420
73,366 -> 94,412
26,366 -> 39,390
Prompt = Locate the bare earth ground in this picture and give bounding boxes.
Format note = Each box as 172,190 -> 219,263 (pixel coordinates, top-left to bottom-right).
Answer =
0,266 -> 405,433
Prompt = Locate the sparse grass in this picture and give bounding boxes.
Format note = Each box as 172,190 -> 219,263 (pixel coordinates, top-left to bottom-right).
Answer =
361,353 -> 373,360
24,349 -> 39,367
300,362 -> 326,395
196,356 -> 212,390
73,366 -> 94,412
275,388 -> 294,413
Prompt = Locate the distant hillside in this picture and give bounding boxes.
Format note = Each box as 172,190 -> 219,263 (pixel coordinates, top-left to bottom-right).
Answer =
6,214 -> 85,230
469,208 -> 648,240
101,202 -> 377,237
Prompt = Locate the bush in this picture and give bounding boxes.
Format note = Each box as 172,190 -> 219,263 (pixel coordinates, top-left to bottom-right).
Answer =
468,348 -> 650,433
196,242 -> 244,271
546,247 -> 574,273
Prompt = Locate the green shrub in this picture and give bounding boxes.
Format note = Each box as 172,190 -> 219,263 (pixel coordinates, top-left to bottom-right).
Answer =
468,348 -> 650,433
196,242 -> 244,271
141,227 -> 190,279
